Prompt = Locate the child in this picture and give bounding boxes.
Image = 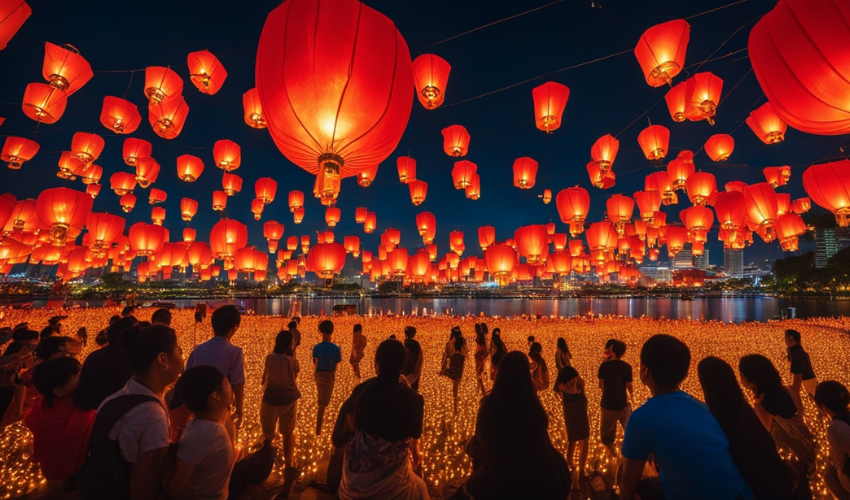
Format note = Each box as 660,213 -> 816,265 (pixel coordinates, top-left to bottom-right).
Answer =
24,357 -> 96,490
555,365 -> 589,487
167,365 -> 236,500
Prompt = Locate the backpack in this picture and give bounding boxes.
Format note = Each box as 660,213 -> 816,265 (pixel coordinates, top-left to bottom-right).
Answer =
71,394 -> 159,499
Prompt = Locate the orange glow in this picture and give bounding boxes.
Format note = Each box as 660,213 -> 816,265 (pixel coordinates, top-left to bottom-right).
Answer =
100,96 -> 142,134
532,82 -> 570,133
242,88 -> 266,129
176,154 -> 204,182
43,42 -> 92,95
149,96 -> 189,139
637,124 -> 670,161
1,137 -> 39,169
187,50 -> 227,95
513,157 -> 538,189
144,66 -> 183,104
412,54 -> 451,110
633,19 -> 690,87
22,83 -> 67,124
442,125 -> 470,157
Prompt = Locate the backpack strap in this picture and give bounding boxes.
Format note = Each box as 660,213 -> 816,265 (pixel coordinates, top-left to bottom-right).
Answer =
88,394 -> 160,453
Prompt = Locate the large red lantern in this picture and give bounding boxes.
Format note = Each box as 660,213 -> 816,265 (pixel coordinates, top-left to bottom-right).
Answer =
36,187 -> 92,243
606,194 -> 634,236
409,180 -> 428,206
1,137 -> 39,169
585,221 -> 618,252
587,163 -> 616,190
589,134 -> 619,174
4,199 -> 37,233
485,243 -> 517,286
210,218 -> 247,262
135,157 -> 160,188
667,150 -> 694,191
749,0 -> 850,135
344,235 -> 360,257
634,19 -> 690,87
148,188 -> 167,205
22,83 -> 67,124
0,1 -> 30,50
680,206 -> 714,234
442,125 -> 470,157
176,154 -> 204,182
123,138 -> 151,167
743,182 -> 779,237
478,226 -> 495,251
452,160 -> 477,189
514,225 -> 549,265
325,206 -> 341,227
222,173 -> 243,196
255,178 -> 277,204
685,72 -> 723,124
665,224 -> 688,257
242,88 -> 266,129
634,191 -> 662,222
664,81 -> 688,122
263,221 -> 284,253
56,151 -> 86,181
412,53 -> 450,110
120,194 -> 136,213
144,67 -> 183,104
513,157 -> 538,189
397,156 -> 416,184
645,171 -> 676,205
556,187 -> 590,236
180,198 -> 198,222
802,159 -> 850,226
150,206 -> 166,226
775,213 -> 806,252
532,82 -> 569,133
308,242 -> 347,279
110,172 -> 137,195
43,42 -> 93,95
213,140 -> 241,171
212,190 -> 227,212
704,134 -> 734,161
129,222 -> 167,257
686,172 -> 717,206
746,102 -> 787,144
256,0 -> 413,205
763,166 -> 791,188
187,50 -> 227,95
149,96 -> 189,139
416,212 -> 436,245
100,97 -> 141,134
85,213 -> 125,249
637,124 -> 670,161
388,247 -> 409,276
71,132 -> 104,165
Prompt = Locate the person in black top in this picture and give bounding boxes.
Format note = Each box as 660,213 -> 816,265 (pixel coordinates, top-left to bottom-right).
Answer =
785,329 -> 817,397
597,339 -> 632,456
698,356 -> 799,500
402,326 -> 423,392
72,317 -> 136,410
489,328 -> 507,382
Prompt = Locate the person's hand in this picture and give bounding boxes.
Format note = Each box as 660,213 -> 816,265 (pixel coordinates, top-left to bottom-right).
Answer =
233,408 -> 243,429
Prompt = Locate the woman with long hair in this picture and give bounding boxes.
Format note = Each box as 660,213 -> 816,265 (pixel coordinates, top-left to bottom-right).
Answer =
442,326 -> 468,415
528,342 -> 549,392
260,330 -> 300,478
554,365 -> 589,489
739,354 -> 817,473
489,328 -> 507,382
555,337 -> 572,371
698,357 -> 799,500
459,351 -> 570,499
474,324 -> 488,396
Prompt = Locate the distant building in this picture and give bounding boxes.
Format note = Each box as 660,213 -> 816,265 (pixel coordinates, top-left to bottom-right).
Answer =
656,267 -> 672,283
724,248 -> 744,276
673,248 -> 694,269
695,249 -> 710,270
815,227 -> 850,268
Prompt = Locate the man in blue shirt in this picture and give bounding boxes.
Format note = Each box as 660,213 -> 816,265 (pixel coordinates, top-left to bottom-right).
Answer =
619,334 -> 751,500
313,319 -> 342,435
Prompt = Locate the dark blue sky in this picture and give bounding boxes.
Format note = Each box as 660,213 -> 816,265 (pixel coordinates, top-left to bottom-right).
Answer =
0,0 -> 843,272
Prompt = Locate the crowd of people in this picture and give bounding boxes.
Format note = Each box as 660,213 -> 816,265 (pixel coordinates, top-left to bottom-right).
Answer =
1,307 -> 850,499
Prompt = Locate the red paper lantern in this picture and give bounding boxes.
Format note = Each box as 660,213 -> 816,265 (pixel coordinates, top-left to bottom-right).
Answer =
634,191 -> 662,222
36,187 -> 92,243
212,190 -> 227,212
354,207 -> 368,224
325,206 -> 341,227
749,0 -> 850,135
684,72 -> 723,124
256,0 -> 413,204
634,19 -> 690,87
122,138 -> 151,167
452,160 -> 477,189
557,187 -> 590,236
746,102 -> 787,144
586,221 -> 618,252
465,174 -> 481,200
144,66 -> 183,104
357,166 -> 378,188
85,212 -> 125,249
442,125 -> 470,157
120,194 -> 136,213
542,189 -> 552,204
288,190 -> 304,212
478,226 -> 495,251
264,221 -> 285,253
743,183 -> 779,236
485,243 -> 517,285
135,157 -> 160,188
209,218 -> 247,262
242,88 -> 266,129
148,188 -> 167,205
176,154 -> 204,182
100,97 -> 142,134
791,198 -> 810,215
416,212 -> 436,245
86,184 -> 101,199
0,1 -> 31,50
637,124 -> 670,161
363,212 -> 376,234
532,82 -> 569,133
776,193 -> 791,216
128,222 -> 167,257
412,53 -> 450,110
763,166 -> 791,188
686,171 -> 717,206
664,81 -> 688,122
43,42 -> 93,95
775,213 -> 806,251
589,134 -> 619,174
645,171 -> 676,205
397,156 -> 416,184
704,134 -> 734,161
255,177 -> 277,204
513,157 -> 538,189
70,132 -> 104,165
150,206 -> 166,225
1,137 -> 39,169
222,172 -> 242,196
667,150 -> 695,191
409,180 -> 428,206
187,50 -> 227,95
308,242 -> 347,279
802,159 -> 850,226
606,194 -> 634,235
56,151 -> 85,180
251,199 -> 264,221
149,96 -> 189,139
293,206 -> 305,225
213,139 -> 241,171
586,163 -> 616,190
514,225 -> 549,265
22,83 -> 67,124
180,198 -> 198,222
665,224 -> 688,257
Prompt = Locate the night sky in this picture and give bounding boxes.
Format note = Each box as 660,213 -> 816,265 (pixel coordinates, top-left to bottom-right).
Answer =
0,0 -> 843,274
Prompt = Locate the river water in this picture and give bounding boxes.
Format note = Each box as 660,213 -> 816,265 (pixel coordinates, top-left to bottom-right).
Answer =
40,296 -> 850,323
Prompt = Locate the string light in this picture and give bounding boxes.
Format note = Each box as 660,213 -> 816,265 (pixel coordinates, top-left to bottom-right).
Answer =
0,309 -> 847,497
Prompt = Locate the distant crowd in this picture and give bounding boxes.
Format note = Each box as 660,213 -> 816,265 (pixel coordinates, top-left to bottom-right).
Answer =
1,306 -> 849,499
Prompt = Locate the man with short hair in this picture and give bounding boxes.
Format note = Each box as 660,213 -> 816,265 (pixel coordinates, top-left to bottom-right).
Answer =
619,334 -> 750,500
785,329 -> 817,397
185,305 -> 245,426
151,308 -> 172,327
598,339 -> 633,457
312,320 -> 341,435
402,326 -> 423,392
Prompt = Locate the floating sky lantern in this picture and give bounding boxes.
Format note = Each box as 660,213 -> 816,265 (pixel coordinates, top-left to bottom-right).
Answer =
685,72 -> 723,125
187,50 -> 227,95
513,157 -> 538,189
176,154 -> 204,182
0,1 -> 31,51
355,207 -> 368,224
542,189 -> 552,204
412,53 -> 450,110
357,166 -> 378,187
637,124 -> 669,161
802,159 -> 850,226
222,172 -> 242,196
36,187 -> 92,243
22,83 -> 67,124
242,88 -> 266,129
180,198 -> 198,222
451,160 -> 477,189
465,174 -> 481,200
144,66 -> 183,104
589,134 -> 619,175
364,212 -> 376,234
110,172 -> 137,196
42,42 -> 92,95
686,171 -> 717,206
746,102 -> 787,144
149,96 -> 189,139
704,134 -> 734,161
416,212 -> 436,245
251,199 -> 264,221
148,188 -> 167,205
532,82 -> 569,133
100,97 -> 141,134
397,156 -> 416,184
634,19 -> 690,87
664,81 -> 688,122
409,180 -> 428,206
325,206 -> 341,227
120,194 -> 136,213
255,178 -> 277,205
1,137 -> 39,169
135,157 -> 160,188
556,187 -> 590,236
150,206 -> 166,226
442,125 -> 470,157
212,190 -> 227,212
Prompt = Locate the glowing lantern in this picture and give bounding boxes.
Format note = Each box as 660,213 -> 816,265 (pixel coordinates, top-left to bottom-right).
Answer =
638,124 -> 669,161
385,228 -> 401,248
532,82 -> 569,133
388,247 -> 409,276
478,226 -> 495,251
645,172 -> 676,205
222,173 -> 243,196
187,50 -> 226,95
308,242 -> 347,279
355,207 -> 367,224
80,164 -> 102,185
409,180 -> 428,206
286,236 -> 298,252
212,190 -> 227,212
1,137 -> 39,169
704,134 -> 734,161
86,184 -> 101,199
85,212 -> 124,250
748,0 -> 850,135
288,190 -> 305,213
514,225 -> 549,265
180,198 -> 198,222
56,151 -> 85,180
210,218 -> 247,262
775,213 -> 806,251
176,154 -> 204,182
680,205 -> 714,234
183,229 -> 196,247
763,166 -> 791,188
802,160 -> 850,226
397,156 -> 416,184
416,212 -> 436,245
293,207 -> 305,225
263,221 -> 284,253
43,42 -> 92,95
725,181 -> 748,193
150,206 -> 165,226
254,177 -> 277,205
663,225 -> 687,257
465,174 -> 481,200
664,80 -> 688,121
0,1 -> 30,50
634,19 -> 690,86
100,97 -> 141,134
256,0 -> 413,205
411,53 -> 451,110
746,102 -> 787,144
344,235 -> 360,257
325,206 -> 341,227
684,72 -> 723,124
556,187 -> 590,236
513,157 -> 538,189
792,198 -> 810,215
743,183 -> 779,239
36,187 -> 91,243
587,163 -> 616,189
442,125 -> 470,157
553,233 -> 568,252
634,191 -> 661,223
110,172 -> 136,196
68,133 -> 103,166
135,157 -> 160,188
667,151 -> 695,191
448,230 -> 464,255
606,194 -> 634,236
250,199 -> 265,221
121,138 -> 150,168
213,140 -> 241,171
22,83 -> 67,124
452,160 -> 477,189
776,193 -> 791,216
364,212 -> 376,234
589,134 -> 619,174
128,222 -> 167,257
144,66 -> 183,104
542,189 -> 552,204
357,166 -> 378,188
485,243 -> 516,286
714,191 -> 746,231
120,194 -> 136,213
426,244 -> 437,261
585,222 -> 619,254
685,172 -> 717,206
242,88 -> 266,129
408,252 -> 431,281
148,189 -> 167,205
149,96 -> 189,139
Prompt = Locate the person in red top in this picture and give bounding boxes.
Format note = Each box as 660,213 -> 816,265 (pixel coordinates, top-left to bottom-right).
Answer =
24,356 -> 96,492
